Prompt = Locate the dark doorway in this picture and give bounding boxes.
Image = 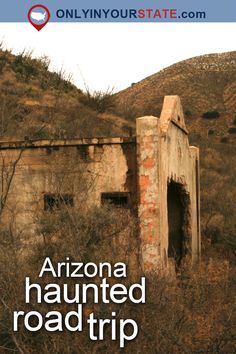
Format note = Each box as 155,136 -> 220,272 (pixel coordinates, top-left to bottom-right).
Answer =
167,181 -> 190,267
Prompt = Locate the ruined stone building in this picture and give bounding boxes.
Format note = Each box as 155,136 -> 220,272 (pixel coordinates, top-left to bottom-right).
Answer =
0,96 -> 200,273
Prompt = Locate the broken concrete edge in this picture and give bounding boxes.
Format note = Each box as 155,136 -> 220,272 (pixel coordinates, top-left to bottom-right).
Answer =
160,95 -> 189,135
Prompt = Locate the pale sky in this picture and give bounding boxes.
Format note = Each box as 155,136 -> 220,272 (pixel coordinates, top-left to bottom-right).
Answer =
1,23 -> 235,92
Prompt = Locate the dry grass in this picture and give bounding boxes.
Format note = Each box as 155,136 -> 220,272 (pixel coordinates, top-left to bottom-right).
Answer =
0,213 -> 235,353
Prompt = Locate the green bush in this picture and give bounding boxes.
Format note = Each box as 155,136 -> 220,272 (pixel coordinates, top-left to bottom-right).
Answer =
228,127 -> 236,134
185,110 -> 192,117
202,111 -> 220,119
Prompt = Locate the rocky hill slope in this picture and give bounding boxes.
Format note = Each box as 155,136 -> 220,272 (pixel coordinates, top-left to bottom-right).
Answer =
114,51 -> 236,139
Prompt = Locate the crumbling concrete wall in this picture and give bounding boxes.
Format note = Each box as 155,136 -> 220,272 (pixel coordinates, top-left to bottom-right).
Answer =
0,138 -> 136,239
137,96 -> 200,273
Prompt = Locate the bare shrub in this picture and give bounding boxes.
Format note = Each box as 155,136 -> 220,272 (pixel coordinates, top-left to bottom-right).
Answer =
80,85 -> 115,113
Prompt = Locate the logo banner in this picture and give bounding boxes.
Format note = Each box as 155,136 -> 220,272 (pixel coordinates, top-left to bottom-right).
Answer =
1,0 -> 236,23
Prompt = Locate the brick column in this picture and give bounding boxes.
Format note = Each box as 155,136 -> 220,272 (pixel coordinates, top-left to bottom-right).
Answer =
136,116 -> 160,272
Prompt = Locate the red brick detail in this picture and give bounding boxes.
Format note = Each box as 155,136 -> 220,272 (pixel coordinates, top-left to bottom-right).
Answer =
142,157 -> 155,169
139,175 -> 150,188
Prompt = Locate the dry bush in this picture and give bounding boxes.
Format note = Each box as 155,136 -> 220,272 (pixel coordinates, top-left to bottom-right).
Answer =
0,202 -> 235,354
0,205 -> 141,353
80,86 -> 115,113
33,205 -> 139,271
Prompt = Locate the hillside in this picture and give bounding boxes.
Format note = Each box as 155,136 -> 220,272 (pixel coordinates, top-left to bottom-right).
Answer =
1,49 -> 235,142
114,51 -> 236,140
0,47 -> 235,253
0,47 -> 133,140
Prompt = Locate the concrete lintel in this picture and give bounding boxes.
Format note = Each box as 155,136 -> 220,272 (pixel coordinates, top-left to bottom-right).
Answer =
0,137 -> 136,150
